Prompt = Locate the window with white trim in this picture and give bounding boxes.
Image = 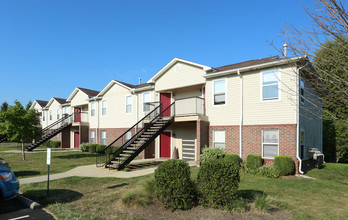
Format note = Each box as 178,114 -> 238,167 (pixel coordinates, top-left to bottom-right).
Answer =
43,111 -> 46,121
49,110 -> 52,120
143,92 -> 151,112
101,131 -> 106,145
126,95 -> 132,114
213,130 -> 225,151
262,70 -> 280,100
213,79 -> 226,105
91,102 -> 96,117
102,100 -> 107,116
57,109 -> 60,120
300,79 -> 305,104
262,129 -> 279,158
125,131 -> 132,142
90,130 -> 95,144
63,107 -> 68,115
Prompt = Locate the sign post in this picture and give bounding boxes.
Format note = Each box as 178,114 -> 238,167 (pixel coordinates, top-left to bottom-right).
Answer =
47,141 -> 51,196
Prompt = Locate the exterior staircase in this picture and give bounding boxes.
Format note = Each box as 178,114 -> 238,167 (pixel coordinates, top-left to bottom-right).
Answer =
26,113 -> 74,151
97,102 -> 175,170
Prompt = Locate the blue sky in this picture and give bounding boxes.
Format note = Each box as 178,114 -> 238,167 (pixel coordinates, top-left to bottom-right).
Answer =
0,0 -> 316,105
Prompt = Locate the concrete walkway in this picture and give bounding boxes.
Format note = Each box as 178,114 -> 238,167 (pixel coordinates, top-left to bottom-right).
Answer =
18,159 -> 195,184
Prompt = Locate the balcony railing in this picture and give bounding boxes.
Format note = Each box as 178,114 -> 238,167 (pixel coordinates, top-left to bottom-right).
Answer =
175,96 -> 205,116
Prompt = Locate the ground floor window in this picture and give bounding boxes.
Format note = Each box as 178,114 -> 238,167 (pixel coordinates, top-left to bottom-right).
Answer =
262,129 -> 279,158
125,131 -> 132,142
213,130 -> 225,151
101,131 -> 106,145
91,130 -> 95,144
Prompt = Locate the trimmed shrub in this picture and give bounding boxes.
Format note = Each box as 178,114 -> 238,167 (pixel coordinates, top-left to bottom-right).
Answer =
96,144 -> 107,153
246,154 -> 262,170
89,144 -> 98,153
105,146 -> 120,155
155,160 -> 196,210
200,147 -> 225,164
258,165 -> 280,178
43,140 -> 61,148
224,153 -> 241,168
79,142 -> 89,152
197,158 -> 240,210
274,156 -> 294,176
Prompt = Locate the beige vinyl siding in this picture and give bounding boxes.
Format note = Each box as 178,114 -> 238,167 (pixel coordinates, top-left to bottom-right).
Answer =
299,80 -> 323,159
206,66 -> 297,126
46,100 -> 62,123
136,89 -> 156,119
32,102 -> 45,128
154,62 -> 206,92
98,83 -> 137,128
70,90 -> 89,107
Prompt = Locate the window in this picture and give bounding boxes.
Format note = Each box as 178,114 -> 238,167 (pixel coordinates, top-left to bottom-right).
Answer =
90,130 -> 95,144
91,102 -> 96,117
56,133 -> 60,141
101,131 -> 106,145
57,109 -> 60,120
300,79 -> 305,104
43,111 -> 45,121
49,110 -> 52,120
126,95 -> 132,114
213,130 -> 225,151
63,107 -> 68,115
125,131 -> 132,142
262,129 -> 279,158
102,100 -> 107,116
213,79 -> 226,105
262,70 -> 280,100
143,92 -> 151,112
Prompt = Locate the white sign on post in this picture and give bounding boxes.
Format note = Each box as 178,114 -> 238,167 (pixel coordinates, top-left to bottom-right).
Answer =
47,148 -> 51,165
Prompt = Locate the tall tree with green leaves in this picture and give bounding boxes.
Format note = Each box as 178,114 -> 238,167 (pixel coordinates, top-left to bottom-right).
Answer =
0,102 -> 9,113
0,101 -> 40,160
26,101 -> 32,110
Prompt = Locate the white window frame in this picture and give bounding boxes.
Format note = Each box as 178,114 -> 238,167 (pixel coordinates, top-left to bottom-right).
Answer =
90,101 -> 96,117
101,130 -> 106,145
212,78 -> 227,107
213,130 -> 225,151
57,109 -> 60,120
90,130 -> 95,144
125,131 -> 132,142
125,95 -> 133,114
260,69 -> 281,102
49,110 -> 52,120
63,106 -> 68,115
142,91 -> 151,113
43,111 -> 46,121
262,129 -> 279,159
101,100 -> 107,116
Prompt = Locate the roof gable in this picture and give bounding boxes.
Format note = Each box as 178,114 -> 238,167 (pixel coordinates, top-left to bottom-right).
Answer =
46,97 -> 66,108
67,87 -> 99,101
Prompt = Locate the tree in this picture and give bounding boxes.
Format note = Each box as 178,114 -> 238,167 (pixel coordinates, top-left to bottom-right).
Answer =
0,102 -> 9,113
26,101 -> 32,110
0,101 -> 40,160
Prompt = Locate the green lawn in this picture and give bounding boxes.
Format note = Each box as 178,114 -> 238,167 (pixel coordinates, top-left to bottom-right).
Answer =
19,163 -> 348,220
1,151 -> 96,178
0,143 -> 47,151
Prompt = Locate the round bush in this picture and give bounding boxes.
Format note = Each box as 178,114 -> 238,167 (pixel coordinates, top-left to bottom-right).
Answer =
246,154 -> 262,170
79,142 -> 89,152
89,144 -> 98,153
200,147 -> 225,164
96,144 -> 107,154
224,153 -> 241,168
197,158 -> 240,210
274,156 -> 294,176
155,160 -> 196,210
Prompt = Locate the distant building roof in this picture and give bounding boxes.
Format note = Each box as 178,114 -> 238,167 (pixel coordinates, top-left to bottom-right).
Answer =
213,56 -> 281,72
35,100 -> 48,107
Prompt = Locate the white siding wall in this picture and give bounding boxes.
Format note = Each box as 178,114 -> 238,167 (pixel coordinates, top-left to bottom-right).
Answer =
70,90 -> 89,107
46,100 -> 62,124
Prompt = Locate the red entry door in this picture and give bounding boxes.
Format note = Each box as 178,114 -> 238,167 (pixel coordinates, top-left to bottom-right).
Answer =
160,131 -> 171,158
160,93 -> 171,116
74,132 -> 80,148
74,107 -> 81,122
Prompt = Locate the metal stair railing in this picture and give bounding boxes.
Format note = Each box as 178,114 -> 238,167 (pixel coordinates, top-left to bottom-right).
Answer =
96,102 -> 161,167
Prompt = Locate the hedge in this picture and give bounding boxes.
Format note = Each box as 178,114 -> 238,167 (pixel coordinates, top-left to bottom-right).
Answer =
224,153 -> 241,168
197,158 -> 240,210
89,144 -> 98,153
155,160 -> 196,210
200,147 -> 225,164
274,156 -> 294,176
246,154 -> 262,170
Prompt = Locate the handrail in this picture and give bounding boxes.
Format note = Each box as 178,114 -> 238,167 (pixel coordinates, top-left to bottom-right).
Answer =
175,96 -> 204,101
41,113 -> 73,133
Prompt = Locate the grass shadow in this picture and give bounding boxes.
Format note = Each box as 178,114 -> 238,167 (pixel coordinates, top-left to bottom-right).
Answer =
22,189 -> 83,205
237,189 -> 264,201
54,153 -> 96,159
107,183 -> 129,189
14,170 -> 41,178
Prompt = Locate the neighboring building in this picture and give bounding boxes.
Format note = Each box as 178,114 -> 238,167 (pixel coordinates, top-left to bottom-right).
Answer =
30,56 -> 323,173
30,100 -> 48,127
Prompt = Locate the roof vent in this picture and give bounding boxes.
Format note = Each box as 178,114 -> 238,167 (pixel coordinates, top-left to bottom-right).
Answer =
139,78 -> 141,85
283,43 -> 288,58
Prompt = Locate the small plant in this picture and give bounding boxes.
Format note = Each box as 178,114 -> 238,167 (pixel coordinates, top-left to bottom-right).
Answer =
143,179 -> 156,195
79,142 -> 89,152
224,153 -> 242,168
246,154 -> 263,170
197,158 -> 240,210
123,167 -> 130,172
89,144 -> 98,153
200,147 -> 225,164
232,198 -> 249,213
155,160 -> 196,210
258,165 -> 280,178
274,156 -> 295,176
121,190 -> 150,207
254,193 -> 271,211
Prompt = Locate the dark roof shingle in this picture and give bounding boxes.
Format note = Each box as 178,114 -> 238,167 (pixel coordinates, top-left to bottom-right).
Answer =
53,98 -> 67,104
213,56 -> 282,72
77,87 -> 100,97
35,100 -> 48,107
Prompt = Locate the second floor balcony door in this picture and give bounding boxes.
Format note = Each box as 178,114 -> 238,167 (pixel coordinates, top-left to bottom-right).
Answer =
160,93 -> 171,117
74,107 -> 81,122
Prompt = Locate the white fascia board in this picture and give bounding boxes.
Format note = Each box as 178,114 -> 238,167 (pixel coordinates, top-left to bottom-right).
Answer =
134,85 -> 155,93
29,101 -> 37,110
46,97 -> 56,108
97,80 -> 133,98
147,58 -> 212,83
204,56 -> 305,79
66,88 -> 79,102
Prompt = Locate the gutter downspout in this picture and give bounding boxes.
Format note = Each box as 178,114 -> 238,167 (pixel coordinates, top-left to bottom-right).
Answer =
96,98 -> 100,144
297,63 -> 308,174
238,69 -> 243,159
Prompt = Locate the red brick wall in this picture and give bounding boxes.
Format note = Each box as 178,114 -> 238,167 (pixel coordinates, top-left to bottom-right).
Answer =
209,124 -> 299,173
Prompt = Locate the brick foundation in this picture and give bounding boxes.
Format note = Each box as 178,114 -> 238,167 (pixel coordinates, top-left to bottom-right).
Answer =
210,124 -> 300,173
